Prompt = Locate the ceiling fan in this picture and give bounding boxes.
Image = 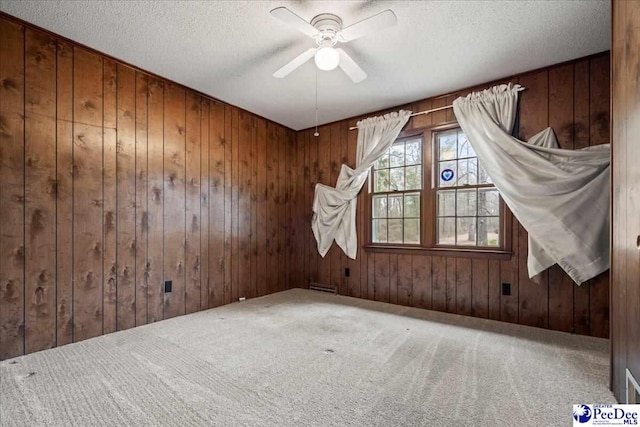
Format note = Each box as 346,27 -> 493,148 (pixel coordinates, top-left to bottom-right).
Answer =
270,7 -> 397,83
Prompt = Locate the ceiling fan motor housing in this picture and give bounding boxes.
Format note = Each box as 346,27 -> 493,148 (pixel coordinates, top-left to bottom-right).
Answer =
311,13 -> 342,46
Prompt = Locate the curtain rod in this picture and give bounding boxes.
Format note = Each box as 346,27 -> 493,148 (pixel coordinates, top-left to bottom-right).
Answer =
347,86 -> 526,131
348,104 -> 453,131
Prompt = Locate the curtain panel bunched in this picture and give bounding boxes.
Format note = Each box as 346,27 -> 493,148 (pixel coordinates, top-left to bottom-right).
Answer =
453,83 -> 610,284
311,110 -> 412,259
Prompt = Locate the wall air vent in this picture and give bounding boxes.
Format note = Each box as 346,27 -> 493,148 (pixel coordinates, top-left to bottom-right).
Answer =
309,282 -> 337,294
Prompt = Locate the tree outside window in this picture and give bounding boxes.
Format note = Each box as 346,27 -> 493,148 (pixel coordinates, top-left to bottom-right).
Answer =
371,136 -> 422,244
435,128 -> 500,248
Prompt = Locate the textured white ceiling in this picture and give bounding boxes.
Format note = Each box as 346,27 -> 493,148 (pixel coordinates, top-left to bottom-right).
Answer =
0,1 -> 610,130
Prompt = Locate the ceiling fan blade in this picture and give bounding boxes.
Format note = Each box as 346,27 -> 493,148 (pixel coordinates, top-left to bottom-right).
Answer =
336,48 -> 367,83
270,7 -> 319,38
339,9 -> 397,42
273,48 -> 317,78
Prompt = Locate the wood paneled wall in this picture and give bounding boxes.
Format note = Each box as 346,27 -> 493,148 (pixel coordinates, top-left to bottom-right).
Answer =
0,17 -> 295,360
611,0 -> 640,403
0,12 -> 613,361
290,52 -> 611,338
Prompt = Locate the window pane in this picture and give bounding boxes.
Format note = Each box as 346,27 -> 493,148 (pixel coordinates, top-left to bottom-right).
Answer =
438,131 -> 457,161
388,219 -> 403,243
430,128 -> 502,250
456,217 -> 477,246
478,188 -> 500,216
457,132 -> 476,158
478,217 -> 500,247
373,195 -> 387,218
374,169 -> 389,192
405,165 -> 422,190
456,189 -> 477,217
437,218 -> 456,245
438,160 -> 457,187
404,193 -> 420,218
437,190 -> 455,216
458,158 -> 478,185
372,219 -> 387,243
478,161 -> 492,184
404,219 -> 420,244
389,143 -> 404,167
388,195 -> 403,218
406,140 -> 421,165
389,167 -> 404,191
375,154 -> 389,170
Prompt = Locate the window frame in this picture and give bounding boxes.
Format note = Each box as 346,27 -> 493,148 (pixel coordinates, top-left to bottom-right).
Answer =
370,133 -> 425,246
364,122 -> 512,260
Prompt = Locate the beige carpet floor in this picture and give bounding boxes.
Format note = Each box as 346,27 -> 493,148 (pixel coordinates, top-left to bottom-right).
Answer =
1,288 -> 615,426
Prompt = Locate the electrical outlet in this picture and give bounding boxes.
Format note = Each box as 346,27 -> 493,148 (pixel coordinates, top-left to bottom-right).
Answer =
164,280 -> 172,293
501,283 -> 511,296
344,268 -> 350,277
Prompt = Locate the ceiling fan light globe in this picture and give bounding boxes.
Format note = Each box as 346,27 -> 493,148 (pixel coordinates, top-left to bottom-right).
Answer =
314,47 -> 340,71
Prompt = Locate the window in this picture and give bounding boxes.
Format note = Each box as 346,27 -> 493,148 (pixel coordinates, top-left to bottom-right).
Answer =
434,128 -> 501,248
367,125 -> 509,256
371,136 -> 422,244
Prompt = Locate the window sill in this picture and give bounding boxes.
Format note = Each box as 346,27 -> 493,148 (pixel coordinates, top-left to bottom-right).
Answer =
362,244 -> 513,260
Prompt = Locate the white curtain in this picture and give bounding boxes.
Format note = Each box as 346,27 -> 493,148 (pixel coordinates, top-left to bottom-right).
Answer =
453,83 -> 610,284
312,110 -> 412,258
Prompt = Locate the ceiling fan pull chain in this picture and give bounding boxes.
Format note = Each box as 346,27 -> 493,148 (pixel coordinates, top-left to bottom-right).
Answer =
314,67 -> 320,137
